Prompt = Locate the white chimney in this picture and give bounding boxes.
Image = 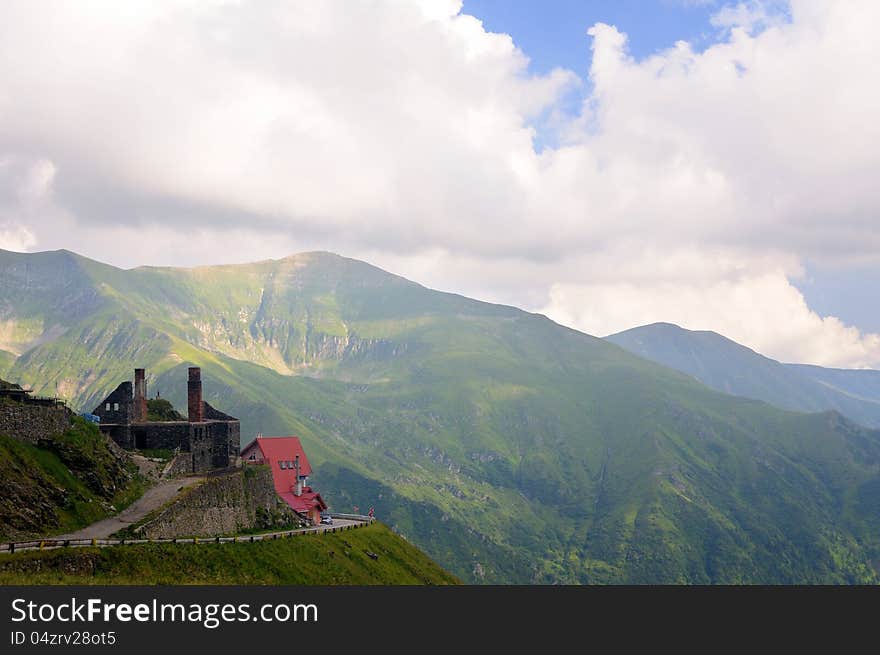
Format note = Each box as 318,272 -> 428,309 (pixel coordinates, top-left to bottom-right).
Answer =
294,455 -> 302,496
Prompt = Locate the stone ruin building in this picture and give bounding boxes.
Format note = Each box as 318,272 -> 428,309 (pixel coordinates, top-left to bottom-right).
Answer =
93,367 -> 240,473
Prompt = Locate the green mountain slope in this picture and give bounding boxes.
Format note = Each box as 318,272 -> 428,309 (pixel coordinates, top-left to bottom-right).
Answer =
0,417 -> 144,541
2,249 -> 880,583
0,522 -> 460,585
606,322 -> 880,428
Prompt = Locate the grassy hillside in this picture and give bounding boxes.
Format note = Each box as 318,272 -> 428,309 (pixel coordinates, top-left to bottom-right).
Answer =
2,249 -> 880,583
0,417 -> 144,541
606,322 -> 880,428
0,523 -> 459,585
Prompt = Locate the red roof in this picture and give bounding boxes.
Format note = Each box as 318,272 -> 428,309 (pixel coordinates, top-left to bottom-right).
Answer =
241,436 -> 313,495
279,488 -> 328,514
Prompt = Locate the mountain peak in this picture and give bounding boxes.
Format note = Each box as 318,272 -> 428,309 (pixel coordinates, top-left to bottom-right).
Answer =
607,321 -> 880,427
613,322 -> 725,339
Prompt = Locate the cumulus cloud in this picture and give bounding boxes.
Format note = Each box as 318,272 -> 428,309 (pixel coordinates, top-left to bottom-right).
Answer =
541,260 -> 880,368
0,224 -> 36,252
0,155 -> 56,251
0,0 -> 878,366
710,1 -> 789,32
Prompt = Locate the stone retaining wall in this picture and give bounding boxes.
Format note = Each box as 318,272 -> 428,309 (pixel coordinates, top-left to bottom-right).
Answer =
136,466 -> 302,538
0,400 -> 72,444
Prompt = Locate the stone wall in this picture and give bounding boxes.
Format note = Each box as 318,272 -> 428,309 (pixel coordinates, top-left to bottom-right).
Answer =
0,399 -> 72,444
162,452 -> 193,478
92,381 -> 134,425
190,420 -> 239,471
102,418 -> 238,473
138,421 -> 192,451
190,426 -> 214,472
136,465 -> 303,538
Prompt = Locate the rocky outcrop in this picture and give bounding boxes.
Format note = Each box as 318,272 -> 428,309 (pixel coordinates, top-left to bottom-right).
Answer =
135,466 -> 303,538
303,332 -> 408,362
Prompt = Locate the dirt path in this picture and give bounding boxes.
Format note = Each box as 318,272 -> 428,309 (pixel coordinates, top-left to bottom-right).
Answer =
55,476 -> 204,540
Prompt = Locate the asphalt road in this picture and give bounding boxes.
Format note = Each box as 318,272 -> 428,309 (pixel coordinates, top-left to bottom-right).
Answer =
312,518 -> 360,532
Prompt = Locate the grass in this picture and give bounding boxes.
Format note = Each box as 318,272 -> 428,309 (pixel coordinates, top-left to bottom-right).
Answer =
0,419 -> 147,541
138,447 -> 175,461
0,523 -> 460,585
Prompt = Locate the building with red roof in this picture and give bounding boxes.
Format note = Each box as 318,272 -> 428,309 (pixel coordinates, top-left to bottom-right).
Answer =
240,436 -> 328,525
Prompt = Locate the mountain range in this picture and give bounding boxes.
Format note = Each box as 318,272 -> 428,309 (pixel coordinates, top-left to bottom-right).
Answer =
606,323 -> 880,428
2,248 -> 879,583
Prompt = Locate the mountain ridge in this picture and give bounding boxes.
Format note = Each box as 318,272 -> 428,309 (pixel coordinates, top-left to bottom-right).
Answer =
606,322 -> 880,428
2,248 -> 880,583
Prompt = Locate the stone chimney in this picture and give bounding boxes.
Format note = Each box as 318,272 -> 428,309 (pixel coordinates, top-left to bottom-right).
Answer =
187,367 -> 203,423
134,368 -> 147,422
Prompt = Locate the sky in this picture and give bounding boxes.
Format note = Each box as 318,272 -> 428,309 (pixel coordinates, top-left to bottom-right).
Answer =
0,0 -> 878,368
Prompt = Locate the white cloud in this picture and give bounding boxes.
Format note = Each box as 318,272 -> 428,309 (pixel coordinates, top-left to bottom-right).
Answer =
0,1 -> 878,367
0,224 -> 36,252
541,258 -> 880,368
0,155 -> 57,252
710,1 -> 788,33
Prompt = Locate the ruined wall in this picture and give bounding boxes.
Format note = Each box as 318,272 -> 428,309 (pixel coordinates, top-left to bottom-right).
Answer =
136,465 -> 303,538
190,426 -> 214,472
212,421 -> 239,468
92,381 -> 133,425
138,422 -> 192,451
203,402 -> 241,467
102,420 -> 237,473
189,421 -> 238,471
203,401 -> 235,421
0,399 -> 72,444
102,424 -> 132,449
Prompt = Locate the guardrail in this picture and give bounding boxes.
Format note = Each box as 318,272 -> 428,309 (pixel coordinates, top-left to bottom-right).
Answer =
0,518 -> 375,554
329,513 -> 373,521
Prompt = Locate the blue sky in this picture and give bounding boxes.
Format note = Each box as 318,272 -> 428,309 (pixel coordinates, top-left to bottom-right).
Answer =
464,0 -> 877,342
795,266 -> 880,334
464,0 -> 721,75
463,1 -> 725,146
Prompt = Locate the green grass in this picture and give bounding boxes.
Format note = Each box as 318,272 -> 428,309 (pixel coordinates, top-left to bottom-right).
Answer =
138,447 -> 175,461
146,398 -> 183,422
0,523 -> 460,585
0,419 -> 147,541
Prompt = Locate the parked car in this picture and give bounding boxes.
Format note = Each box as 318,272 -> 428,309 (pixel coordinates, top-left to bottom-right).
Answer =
320,512 -> 333,525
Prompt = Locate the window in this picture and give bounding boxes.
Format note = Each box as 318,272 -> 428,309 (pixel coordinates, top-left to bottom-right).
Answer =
113,402 -> 119,411
248,453 -> 256,461
105,402 -> 110,410
280,460 -> 287,469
